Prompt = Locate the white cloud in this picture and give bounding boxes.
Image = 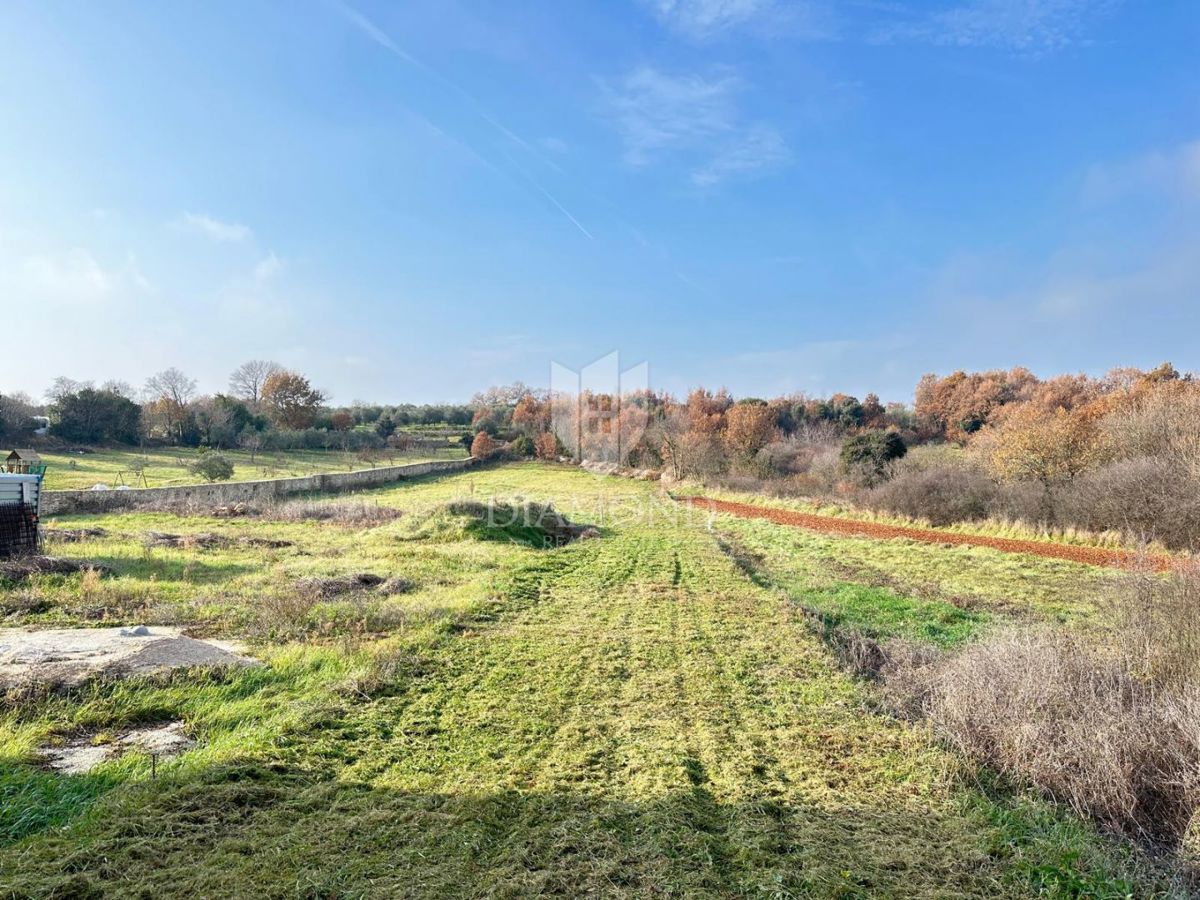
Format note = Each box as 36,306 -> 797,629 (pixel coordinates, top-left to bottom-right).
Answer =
647,0 -> 772,38
691,125 -> 788,186
643,0 -> 833,41
253,252 -> 283,282
603,66 -> 788,185
178,212 -> 253,243
22,249 -> 114,301
1082,139 -> 1200,205
605,66 -> 739,166
0,246 -> 153,310
873,0 -> 1119,51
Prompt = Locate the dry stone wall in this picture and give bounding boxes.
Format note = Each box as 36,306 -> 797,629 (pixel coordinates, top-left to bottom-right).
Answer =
41,458 -> 475,516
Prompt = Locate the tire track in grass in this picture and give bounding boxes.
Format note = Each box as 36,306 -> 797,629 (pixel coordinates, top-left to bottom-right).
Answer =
678,494 -> 1175,571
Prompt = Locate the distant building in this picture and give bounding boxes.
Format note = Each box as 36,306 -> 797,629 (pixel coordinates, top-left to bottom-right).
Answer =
0,450 -> 47,556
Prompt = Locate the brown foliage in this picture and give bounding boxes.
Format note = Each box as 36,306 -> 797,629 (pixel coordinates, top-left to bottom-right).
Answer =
470,431 -> 498,459
723,403 -> 776,459
512,394 -> 550,435
914,367 -> 1037,442
976,404 -> 1107,487
261,370 -> 327,429
533,432 -> 559,460
686,388 -> 731,435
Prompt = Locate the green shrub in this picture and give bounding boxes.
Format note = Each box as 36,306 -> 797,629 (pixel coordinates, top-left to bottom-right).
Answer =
188,451 -> 235,482
509,435 -> 535,458
839,431 -> 906,485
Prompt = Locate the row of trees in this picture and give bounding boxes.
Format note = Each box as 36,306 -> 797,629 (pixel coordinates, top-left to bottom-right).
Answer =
464,383 -> 910,479
874,363 -> 1200,547
9,362 -> 462,451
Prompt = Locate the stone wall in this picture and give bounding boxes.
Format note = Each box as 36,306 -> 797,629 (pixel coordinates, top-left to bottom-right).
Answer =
41,458 -> 476,516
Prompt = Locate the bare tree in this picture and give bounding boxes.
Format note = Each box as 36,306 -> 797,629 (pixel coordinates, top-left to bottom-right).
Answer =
46,376 -> 92,404
100,379 -> 137,400
229,360 -> 282,405
144,368 -> 198,444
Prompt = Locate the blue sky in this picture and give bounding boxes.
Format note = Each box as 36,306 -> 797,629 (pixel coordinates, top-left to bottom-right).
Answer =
1,0 -> 1198,404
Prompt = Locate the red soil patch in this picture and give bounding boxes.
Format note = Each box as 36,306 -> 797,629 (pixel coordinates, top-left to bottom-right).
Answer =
676,495 -> 1175,572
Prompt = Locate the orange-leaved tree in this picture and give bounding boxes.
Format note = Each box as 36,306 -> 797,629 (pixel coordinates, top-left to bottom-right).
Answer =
471,431 -> 498,459
261,370 -> 327,429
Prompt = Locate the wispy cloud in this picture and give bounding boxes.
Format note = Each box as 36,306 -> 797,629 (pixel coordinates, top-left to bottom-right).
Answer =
644,0 -> 833,41
873,0 -> 1119,52
1082,139 -> 1200,204
646,0 -> 772,38
603,66 -> 787,185
23,249 -> 114,301
0,247 -> 152,309
606,66 -> 738,166
253,252 -> 284,283
178,212 -> 253,243
691,125 -> 788,186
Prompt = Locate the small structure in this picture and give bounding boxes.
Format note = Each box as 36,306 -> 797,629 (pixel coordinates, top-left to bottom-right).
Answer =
5,449 -> 44,475
1,450 -> 47,557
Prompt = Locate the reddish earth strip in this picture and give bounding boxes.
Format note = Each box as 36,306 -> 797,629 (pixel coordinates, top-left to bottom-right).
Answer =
676,495 -> 1175,572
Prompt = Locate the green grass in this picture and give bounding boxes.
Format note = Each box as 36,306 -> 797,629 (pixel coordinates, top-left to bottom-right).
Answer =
37,445 -> 467,491
711,513 -> 1119,631
695,483 -> 1148,552
0,463 -> 1169,896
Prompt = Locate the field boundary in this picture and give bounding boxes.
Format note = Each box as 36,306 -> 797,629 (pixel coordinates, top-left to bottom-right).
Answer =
41,458 -> 476,516
677,494 -> 1175,571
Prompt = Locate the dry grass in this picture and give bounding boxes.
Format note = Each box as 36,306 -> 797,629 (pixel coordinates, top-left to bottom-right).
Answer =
265,498 -> 404,526
884,564 -> 1200,848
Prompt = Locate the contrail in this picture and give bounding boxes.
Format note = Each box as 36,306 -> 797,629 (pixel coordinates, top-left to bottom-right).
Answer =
335,2 -> 591,239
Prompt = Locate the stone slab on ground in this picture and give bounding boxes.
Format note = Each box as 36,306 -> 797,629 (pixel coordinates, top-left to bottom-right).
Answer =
38,720 -> 197,775
0,626 -> 256,689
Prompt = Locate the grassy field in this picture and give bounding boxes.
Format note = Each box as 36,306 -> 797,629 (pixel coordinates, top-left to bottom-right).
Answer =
34,445 -> 467,491
0,463 -> 1172,896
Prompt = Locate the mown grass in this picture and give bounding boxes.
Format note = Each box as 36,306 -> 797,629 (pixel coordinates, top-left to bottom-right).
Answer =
37,445 -> 466,491
695,483 -> 1153,553
0,463 -> 1173,896
711,512 -> 1120,630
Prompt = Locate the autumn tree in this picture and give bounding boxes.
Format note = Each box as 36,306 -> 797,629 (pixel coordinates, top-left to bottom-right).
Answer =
512,394 -> 550,436
330,411 -> 354,432
470,431 -> 498,459
723,402 -> 776,459
686,388 -> 731,434
261,370 -> 327,429
861,393 -> 885,427
229,360 -> 282,406
534,432 -> 560,460
915,367 -> 1038,442
976,405 -> 1107,516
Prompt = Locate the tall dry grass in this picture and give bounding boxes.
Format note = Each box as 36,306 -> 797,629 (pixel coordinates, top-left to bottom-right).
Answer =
884,563 -> 1200,848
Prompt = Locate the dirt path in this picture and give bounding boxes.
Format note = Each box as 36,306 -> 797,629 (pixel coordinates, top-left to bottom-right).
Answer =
676,494 -> 1175,571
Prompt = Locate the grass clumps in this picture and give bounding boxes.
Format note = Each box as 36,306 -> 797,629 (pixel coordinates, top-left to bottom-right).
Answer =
397,499 -> 598,548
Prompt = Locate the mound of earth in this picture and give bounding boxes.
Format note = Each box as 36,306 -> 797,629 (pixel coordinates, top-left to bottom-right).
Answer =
293,573 -> 413,598
43,527 -> 109,543
0,625 -> 256,690
142,531 -> 293,550
0,557 -> 113,583
413,500 -> 599,548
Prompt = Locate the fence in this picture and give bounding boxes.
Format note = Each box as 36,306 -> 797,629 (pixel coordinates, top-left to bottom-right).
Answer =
41,458 -> 476,516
